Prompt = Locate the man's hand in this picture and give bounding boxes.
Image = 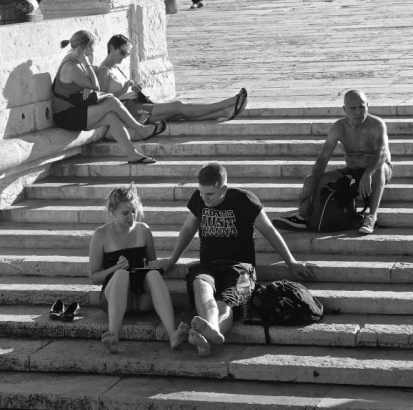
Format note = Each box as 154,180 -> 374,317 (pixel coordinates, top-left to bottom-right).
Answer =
289,261 -> 317,281
147,258 -> 174,273
359,171 -> 372,198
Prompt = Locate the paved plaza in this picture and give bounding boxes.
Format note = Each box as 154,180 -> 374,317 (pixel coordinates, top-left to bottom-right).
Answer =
168,0 -> 413,106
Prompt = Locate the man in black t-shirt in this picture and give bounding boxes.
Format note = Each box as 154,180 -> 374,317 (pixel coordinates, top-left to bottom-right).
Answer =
151,162 -> 312,356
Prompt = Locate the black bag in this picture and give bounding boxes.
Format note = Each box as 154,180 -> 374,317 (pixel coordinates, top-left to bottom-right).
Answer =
307,173 -> 367,232
52,79 -> 99,108
247,280 -> 324,344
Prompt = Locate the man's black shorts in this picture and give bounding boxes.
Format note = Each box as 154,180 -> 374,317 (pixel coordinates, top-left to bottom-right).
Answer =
186,260 -> 256,311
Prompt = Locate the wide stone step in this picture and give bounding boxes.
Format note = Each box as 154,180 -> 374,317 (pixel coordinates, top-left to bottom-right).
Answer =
1,305 -> 413,349
50,157 -> 413,178
5,199 -> 413,227
1,276 -> 413,315
87,137 -> 413,158
2,372 -> 413,410
240,103 -> 413,118
26,177 -> 413,202
165,118 -> 413,137
1,248 -> 411,284
0,223 -> 412,256
4,337 -> 413,388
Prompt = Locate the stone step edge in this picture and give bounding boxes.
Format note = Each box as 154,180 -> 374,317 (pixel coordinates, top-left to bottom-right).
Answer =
240,104 -> 413,117
2,278 -> 413,316
2,371 -> 413,410
5,338 -> 413,388
1,251 -> 411,283
1,305 -> 412,349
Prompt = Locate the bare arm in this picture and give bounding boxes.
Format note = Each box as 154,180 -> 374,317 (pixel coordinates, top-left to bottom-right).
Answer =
60,60 -> 101,91
255,210 -> 315,280
307,122 -> 341,195
254,210 -> 296,267
169,212 -> 199,265
359,119 -> 388,197
365,119 -> 388,174
143,224 -> 157,263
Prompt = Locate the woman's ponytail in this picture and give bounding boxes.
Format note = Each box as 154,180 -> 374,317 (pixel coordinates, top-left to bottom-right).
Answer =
60,40 -> 70,48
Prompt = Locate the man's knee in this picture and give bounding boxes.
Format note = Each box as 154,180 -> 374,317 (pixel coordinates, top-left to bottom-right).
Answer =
193,276 -> 213,293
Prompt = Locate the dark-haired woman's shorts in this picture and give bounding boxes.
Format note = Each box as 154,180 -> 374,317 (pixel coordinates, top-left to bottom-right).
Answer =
186,261 -> 256,318
54,106 -> 88,131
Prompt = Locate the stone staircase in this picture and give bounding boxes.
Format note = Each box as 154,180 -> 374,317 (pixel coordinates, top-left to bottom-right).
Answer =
1,106 -> 413,408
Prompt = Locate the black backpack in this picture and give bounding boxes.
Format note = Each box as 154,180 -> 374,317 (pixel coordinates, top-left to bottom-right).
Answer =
247,280 -> 324,344
307,173 -> 367,232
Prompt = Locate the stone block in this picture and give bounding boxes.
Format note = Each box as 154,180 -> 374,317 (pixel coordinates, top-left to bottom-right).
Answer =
0,338 -> 47,371
0,372 -> 118,410
29,339 -> 230,378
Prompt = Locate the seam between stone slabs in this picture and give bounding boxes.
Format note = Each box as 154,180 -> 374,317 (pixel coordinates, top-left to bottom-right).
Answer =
97,376 -> 124,409
27,339 -> 54,371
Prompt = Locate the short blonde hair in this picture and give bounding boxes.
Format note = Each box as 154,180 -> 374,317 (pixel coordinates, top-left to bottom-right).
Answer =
106,185 -> 144,221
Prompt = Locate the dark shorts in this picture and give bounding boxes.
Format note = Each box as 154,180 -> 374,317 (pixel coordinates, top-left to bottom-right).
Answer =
339,164 -> 392,184
53,106 -> 88,131
99,268 -> 154,313
186,260 -> 256,313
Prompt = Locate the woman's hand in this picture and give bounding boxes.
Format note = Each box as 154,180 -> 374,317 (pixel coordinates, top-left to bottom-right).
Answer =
115,255 -> 129,271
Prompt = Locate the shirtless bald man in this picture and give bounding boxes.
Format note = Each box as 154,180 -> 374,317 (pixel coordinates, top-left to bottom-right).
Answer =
274,90 -> 392,234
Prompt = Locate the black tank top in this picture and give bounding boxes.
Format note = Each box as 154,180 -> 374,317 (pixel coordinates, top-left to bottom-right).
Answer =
101,246 -> 147,291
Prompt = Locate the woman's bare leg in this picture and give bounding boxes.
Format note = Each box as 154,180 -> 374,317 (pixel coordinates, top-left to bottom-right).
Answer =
104,269 -> 129,339
87,95 -> 157,139
91,112 -> 151,162
144,270 -> 188,349
148,93 -> 242,122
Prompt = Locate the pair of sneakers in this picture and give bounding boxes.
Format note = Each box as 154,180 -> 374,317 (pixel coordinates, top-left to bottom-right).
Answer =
272,213 -> 377,234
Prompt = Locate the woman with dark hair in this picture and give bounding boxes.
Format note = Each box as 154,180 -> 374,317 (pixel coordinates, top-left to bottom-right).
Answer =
89,185 -> 189,353
97,34 -> 248,125
52,30 -> 166,164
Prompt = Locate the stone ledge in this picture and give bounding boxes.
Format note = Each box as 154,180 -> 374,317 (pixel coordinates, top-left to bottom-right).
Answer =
0,127 -> 106,209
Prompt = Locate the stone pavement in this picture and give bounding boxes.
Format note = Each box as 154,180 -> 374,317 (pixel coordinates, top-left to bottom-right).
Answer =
167,0 -> 413,106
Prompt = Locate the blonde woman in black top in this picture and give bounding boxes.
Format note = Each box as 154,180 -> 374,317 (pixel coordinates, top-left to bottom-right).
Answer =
89,186 -> 189,353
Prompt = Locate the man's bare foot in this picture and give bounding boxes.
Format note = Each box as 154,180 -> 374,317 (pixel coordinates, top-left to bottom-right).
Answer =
170,321 -> 190,350
188,328 -> 211,357
191,316 -> 225,344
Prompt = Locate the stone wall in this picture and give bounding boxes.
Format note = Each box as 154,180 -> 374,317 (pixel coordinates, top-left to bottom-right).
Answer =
0,0 -> 174,209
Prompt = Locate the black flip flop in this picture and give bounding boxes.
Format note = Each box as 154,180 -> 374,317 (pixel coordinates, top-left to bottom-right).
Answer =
141,120 -> 167,141
227,88 -> 248,121
49,299 -> 65,320
127,156 -> 157,165
61,302 -> 80,322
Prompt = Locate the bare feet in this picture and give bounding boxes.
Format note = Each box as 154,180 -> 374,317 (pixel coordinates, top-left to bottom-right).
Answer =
191,316 -> 225,344
188,328 -> 211,357
126,155 -> 156,164
170,321 -> 190,350
101,330 -> 119,354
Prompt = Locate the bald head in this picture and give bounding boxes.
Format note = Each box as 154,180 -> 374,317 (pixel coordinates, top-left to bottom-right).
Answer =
343,90 -> 368,125
344,90 -> 368,106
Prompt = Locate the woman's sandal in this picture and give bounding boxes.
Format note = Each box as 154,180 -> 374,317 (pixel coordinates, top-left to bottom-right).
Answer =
140,120 -> 167,142
226,88 -> 248,121
127,156 -> 157,164
101,330 -> 119,354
